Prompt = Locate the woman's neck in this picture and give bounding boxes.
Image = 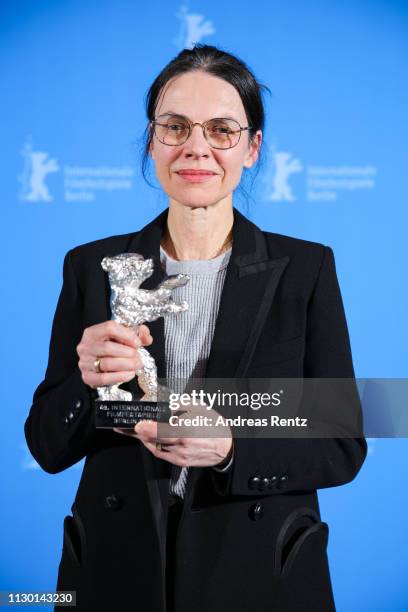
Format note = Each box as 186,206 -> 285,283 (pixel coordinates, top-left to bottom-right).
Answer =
161,203 -> 234,261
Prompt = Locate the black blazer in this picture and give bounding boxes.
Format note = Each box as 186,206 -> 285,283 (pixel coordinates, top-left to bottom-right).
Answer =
25,206 -> 367,612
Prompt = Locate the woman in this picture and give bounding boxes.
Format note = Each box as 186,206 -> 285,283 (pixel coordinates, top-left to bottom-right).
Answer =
25,44 -> 367,612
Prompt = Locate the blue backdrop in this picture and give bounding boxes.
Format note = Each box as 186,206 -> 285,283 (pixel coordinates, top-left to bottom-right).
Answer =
1,1 -> 407,610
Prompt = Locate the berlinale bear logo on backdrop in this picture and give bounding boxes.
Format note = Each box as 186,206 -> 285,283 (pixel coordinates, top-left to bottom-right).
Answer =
270,150 -> 303,201
18,138 -> 59,202
173,3 -> 215,50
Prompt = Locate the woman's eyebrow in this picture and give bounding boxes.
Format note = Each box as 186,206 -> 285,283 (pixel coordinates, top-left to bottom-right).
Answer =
156,111 -> 185,117
157,110 -> 239,121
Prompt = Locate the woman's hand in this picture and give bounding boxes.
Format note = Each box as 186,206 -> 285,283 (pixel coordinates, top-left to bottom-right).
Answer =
114,401 -> 234,468
76,320 -> 153,389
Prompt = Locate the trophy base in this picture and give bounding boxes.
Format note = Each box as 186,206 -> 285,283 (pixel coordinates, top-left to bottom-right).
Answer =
94,399 -> 172,428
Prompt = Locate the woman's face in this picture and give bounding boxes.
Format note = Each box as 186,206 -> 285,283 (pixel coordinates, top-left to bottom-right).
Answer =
149,71 -> 262,209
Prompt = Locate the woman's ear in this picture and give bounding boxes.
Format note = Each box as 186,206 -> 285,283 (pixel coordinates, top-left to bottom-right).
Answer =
243,130 -> 262,168
148,123 -> 155,159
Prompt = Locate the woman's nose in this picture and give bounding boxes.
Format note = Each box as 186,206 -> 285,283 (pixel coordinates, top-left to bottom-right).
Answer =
183,123 -> 211,153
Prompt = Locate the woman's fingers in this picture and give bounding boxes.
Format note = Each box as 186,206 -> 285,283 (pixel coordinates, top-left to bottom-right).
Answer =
82,369 -> 136,388
84,341 -> 142,370
92,355 -> 143,373
77,320 -> 154,389
79,352 -> 142,375
83,320 -> 140,348
91,340 -> 140,359
137,324 -> 153,346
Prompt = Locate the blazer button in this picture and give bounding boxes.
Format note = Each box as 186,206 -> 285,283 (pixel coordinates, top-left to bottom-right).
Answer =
278,475 -> 289,489
73,399 -> 83,411
248,476 -> 261,491
268,475 -> 278,488
259,477 -> 270,491
249,502 -> 264,521
104,494 -> 122,511
63,411 -> 75,425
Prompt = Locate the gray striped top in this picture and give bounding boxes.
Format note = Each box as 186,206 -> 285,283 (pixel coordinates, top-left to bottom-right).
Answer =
159,243 -> 232,498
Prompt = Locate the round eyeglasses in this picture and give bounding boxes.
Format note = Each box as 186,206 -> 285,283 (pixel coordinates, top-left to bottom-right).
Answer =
150,114 -> 253,150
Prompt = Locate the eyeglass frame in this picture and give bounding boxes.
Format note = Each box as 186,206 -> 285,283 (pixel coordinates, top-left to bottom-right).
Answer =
149,113 -> 253,150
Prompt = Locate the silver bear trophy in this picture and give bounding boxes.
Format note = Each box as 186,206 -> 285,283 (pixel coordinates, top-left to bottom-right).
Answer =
97,253 -> 189,404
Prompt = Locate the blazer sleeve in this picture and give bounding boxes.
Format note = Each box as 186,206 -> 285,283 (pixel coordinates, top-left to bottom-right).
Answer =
211,245 -> 367,497
24,249 -> 99,474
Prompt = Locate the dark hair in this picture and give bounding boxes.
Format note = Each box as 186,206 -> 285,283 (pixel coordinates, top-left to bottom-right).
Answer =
139,44 -> 271,211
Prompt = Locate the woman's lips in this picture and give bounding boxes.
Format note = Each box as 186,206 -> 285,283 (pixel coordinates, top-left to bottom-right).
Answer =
176,170 -> 217,183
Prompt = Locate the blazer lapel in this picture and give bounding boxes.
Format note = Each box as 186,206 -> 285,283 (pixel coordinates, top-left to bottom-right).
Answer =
204,208 -> 290,379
